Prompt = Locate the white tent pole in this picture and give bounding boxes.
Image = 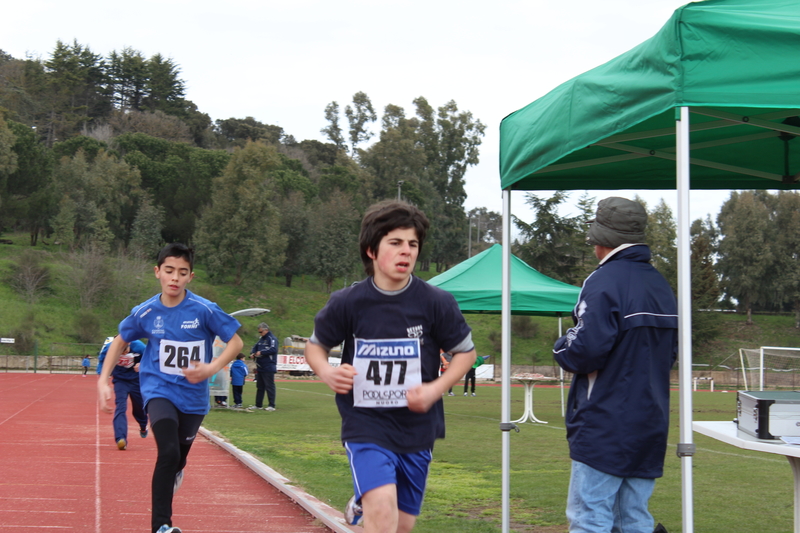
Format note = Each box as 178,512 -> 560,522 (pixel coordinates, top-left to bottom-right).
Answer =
559,317 -> 565,417
501,189 -> 513,533
677,106 -> 695,533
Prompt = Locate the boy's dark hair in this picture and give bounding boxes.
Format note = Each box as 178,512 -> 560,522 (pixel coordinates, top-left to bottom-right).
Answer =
359,200 -> 430,277
236,353 -> 245,360
157,243 -> 194,271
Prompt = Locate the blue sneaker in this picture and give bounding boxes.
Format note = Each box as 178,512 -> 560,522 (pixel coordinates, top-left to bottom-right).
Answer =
156,526 -> 182,533
344,495 -> 363,526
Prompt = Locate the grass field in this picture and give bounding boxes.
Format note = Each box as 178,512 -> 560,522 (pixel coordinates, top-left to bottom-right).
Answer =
202,379 -> 795,533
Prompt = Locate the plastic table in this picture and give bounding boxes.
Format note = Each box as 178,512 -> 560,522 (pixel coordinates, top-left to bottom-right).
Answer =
511,375 -> 558,424
693,420 -> 800,532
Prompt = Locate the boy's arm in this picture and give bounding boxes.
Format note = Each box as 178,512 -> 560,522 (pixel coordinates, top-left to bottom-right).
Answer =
97,336 -> 129,413
305,340 -> 356,394
184,333 -> 244,384
407,348 -> 477,413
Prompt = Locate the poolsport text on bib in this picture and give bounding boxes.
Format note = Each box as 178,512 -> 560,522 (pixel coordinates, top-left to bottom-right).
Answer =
352,338 -> 422,408
159,339 -> 205,376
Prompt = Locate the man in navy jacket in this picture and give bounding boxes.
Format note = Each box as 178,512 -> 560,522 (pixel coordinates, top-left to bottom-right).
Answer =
553,197 -> 678,533
250,322 -> 278,410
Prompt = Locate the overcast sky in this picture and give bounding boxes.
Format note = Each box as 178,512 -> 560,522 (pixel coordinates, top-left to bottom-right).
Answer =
6,0 -> 733,228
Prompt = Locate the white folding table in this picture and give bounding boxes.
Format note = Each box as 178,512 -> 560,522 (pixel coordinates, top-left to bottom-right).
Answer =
694,420 -> 800,533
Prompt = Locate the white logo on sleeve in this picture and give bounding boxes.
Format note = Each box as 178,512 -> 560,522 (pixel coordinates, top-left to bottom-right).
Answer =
159,339 -> 205,376
352,338 -> 421,408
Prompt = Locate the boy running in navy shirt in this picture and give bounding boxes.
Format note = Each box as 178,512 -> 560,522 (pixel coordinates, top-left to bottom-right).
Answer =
97,243 -> 243,533
305,201 -> 476,533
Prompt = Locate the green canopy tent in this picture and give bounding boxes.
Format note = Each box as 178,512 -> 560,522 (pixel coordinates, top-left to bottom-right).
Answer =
498,1 -> 800,532
427,244 -> 580,316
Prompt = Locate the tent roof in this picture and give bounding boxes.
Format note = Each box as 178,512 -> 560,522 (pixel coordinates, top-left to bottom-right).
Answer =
499,0 -> 800,192
427,244 -> 580,316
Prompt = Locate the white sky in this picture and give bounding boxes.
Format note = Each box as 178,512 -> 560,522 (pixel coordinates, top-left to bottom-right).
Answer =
5,0 -> 734,229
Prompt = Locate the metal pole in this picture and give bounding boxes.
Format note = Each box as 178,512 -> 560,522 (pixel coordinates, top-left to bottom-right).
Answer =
500,190 -> 513,533
397,180 -> 404,201
468,217 -> 472,257
677,106 -> 695,533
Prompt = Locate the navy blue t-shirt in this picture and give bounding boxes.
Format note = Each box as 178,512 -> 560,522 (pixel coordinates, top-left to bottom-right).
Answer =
311,276 -> 473,453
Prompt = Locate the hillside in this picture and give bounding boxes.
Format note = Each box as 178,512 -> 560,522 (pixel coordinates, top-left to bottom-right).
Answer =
1,233 -> 799,365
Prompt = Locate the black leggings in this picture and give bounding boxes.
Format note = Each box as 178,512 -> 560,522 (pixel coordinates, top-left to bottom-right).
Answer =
464,368 -> 476,393
147,398 -> 204,533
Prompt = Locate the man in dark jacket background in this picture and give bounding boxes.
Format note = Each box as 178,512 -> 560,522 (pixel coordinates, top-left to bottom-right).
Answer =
250,322 -> 278,411
553,197 -> 678,533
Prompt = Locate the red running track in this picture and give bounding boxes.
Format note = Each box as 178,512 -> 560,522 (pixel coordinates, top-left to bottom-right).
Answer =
0,373 -> 348,533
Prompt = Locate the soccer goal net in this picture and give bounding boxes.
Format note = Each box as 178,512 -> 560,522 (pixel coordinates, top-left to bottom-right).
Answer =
739,346 -> 800,391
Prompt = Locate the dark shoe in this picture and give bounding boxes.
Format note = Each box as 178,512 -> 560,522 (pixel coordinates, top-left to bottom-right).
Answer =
654,524 -> 668,533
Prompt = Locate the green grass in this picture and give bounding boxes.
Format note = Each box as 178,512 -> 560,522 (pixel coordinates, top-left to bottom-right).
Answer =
204,381 -> 795,533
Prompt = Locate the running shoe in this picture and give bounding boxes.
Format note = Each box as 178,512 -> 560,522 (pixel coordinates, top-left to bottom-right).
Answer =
472,393 -> 476,396
156,525 -> 182,533
140,427 -> 148,438
344,495 -> 363,526
173,469 -> 184,494
265,406 -> 276,411
116,438 -> 127,450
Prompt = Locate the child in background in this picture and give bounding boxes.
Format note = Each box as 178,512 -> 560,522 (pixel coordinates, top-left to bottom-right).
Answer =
97,336 -> 148,450
463,355 -> 491,396
230,353 -> 249,408
81,355 -> 90,376
97,243 -> 243,533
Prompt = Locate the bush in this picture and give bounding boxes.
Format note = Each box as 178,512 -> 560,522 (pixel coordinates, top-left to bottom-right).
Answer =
9,249 -> 51,304
74,310 -> 101,343
11,312 -> 37,354
511,316 -> 538,339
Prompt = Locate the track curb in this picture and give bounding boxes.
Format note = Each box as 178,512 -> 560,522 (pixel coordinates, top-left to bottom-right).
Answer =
199,426 -> 362,533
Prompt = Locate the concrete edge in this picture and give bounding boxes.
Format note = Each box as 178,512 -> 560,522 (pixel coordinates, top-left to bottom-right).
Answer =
198,426 -> 362,533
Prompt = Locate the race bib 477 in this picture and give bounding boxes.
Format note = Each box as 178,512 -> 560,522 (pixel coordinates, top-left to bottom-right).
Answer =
159,340 -> 205,376
352,338 -> 421,408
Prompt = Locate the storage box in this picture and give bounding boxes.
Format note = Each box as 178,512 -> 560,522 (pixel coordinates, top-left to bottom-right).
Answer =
737,391 -> 800,440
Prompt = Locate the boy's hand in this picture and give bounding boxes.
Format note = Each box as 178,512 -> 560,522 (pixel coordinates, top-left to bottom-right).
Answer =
321,363 -> 357,394
183,362 -> 214,384
98,380 -> 113,414
406,383 -> 440,413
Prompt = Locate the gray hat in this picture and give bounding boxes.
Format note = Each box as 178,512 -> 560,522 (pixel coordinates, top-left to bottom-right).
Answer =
258,322 -> 269,331
586,197 -> 648,248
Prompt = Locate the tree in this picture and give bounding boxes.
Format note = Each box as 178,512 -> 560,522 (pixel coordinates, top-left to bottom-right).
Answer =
360,104 -> 427,205
108,47 -> 149,111
716,191 -> 773,324
304,191 -> 361,292
321,101 -> 346,151
639,196 -> 677,292
142,54 -> 186,115
514,192 -> 583,284
771,192 -> 800,327
344,91 -> 377,157
276,191 -> 310,287
129,194 -> 165,259
193,141 -> 287,286
690,216 -> 722,350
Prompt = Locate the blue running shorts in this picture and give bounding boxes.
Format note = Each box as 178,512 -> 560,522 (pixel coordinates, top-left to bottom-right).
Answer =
344,441 -> 432,516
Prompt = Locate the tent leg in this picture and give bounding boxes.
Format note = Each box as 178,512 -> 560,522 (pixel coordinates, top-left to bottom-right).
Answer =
501,189 -> 513,533
677,106 -> 695,533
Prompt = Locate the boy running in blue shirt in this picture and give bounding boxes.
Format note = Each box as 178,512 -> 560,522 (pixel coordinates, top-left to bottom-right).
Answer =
97,243 -> 243,533
305,201 -> 476,533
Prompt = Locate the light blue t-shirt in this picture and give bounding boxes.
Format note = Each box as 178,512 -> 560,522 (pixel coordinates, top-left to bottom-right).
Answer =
118,289 -> 241,414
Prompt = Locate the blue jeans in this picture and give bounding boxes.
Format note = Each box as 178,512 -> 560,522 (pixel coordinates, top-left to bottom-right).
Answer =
567,460 -> 655,533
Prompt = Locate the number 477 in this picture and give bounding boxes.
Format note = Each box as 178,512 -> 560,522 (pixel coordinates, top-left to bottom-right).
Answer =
365,360 -> 407,385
